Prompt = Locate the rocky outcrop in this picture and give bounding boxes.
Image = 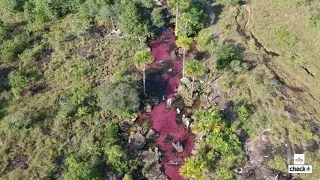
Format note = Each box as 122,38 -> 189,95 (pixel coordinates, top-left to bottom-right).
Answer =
128,133 -> 146,150
178,77 -> 202,106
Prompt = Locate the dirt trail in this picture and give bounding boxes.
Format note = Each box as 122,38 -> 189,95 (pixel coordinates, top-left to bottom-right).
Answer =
140,29 -> 193,180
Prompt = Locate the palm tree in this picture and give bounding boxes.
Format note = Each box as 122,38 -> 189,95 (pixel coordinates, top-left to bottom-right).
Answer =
185,60 -> 205,97
134,50 -> 153,94
180,12 -> 192,35
179,157 -> 206,180
167,0 -> 190,36
176,35 -> 193,78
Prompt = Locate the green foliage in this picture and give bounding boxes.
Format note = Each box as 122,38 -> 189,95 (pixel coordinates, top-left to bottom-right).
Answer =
196,28 -> 214,52
3,0 -> 25,12
237,104 -> 249,121
5,110 -> 36,130
176,35 -> 193,49
192,109 -> 244,179
215,167 -> 234,180
151,8 -> 165,28
216,43 -> 243,70
71,84 -> 95,116
97,81 -> 140,117
0,26 -> 6,43
118,1 -> 151,42
104,145 -> 130,173
229,60 -> 249,74
9,68 -> 40,97
177,1 -> 207,36
268,155 -> 287,172
179,157 -> 206,180
186,60 -> 205,79
63,156 -> 102,180
134,50 -> 153,70
18,45 -> 43,66
24,0 -> 57,24
0,34 -> 29,63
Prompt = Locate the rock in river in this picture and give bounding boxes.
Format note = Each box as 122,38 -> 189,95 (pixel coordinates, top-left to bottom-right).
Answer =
172,141 -> 184,153
146,129 -> 160,139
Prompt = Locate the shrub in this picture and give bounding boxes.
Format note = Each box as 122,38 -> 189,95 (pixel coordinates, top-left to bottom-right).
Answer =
216,43 -> 243,70
179,157 -> 206,180
5,110 -> 35,130
104,145 -> 130,174
151,8 -> 165,28
196,28 -> 214,52
18,45 -> 43,66
9,68 -> 40,97
63,156 -> 102,180
237,104 -> 249,121
268,155 -> 287,172
97,82 -> 140,117
0,35 -> 29,63
0,26 -> 7,43
215,167 -> 234,180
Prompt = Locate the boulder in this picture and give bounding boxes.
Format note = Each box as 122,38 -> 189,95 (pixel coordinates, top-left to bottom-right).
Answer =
129,133 -> 146,150
180,77 -> 190,85
146,129 -> 160,139
141,150 -> 159,163
172,141 -> 184,153
119,122 -> 130,131
170,50 -> 177,59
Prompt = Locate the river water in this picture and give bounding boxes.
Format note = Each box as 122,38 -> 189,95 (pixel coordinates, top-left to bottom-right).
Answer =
141,29 -> 194,180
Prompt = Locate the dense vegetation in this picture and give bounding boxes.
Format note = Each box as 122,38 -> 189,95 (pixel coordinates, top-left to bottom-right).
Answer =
0,0 -> 319,179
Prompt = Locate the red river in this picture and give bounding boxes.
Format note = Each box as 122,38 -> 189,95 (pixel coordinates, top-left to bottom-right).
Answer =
141,29 -> 194,180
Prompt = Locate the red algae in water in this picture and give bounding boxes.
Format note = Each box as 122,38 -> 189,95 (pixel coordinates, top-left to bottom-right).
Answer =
142,29 -> 194,180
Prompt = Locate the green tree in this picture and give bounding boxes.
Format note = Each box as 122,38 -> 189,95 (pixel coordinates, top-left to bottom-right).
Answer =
118,1 -> 151,46
97,82 -> 140,117
0,34 -> 29,63
178,1 -> 206,36
134,50 -> 153,95
185,60 -> 205,97
167,0 -> 190,36
176,35 -> 193,77
63,156 -> 101,180
104,145 -> 130,173
179,157 -> 206,180
216,43 -> 243,70
151,8 -> 165,28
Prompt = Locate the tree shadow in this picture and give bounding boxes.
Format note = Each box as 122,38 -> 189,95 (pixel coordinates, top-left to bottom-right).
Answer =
0,67 -> 11,93
211,4 -> 224,25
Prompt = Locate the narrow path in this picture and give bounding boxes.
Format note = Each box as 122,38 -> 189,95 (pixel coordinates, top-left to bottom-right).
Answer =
141,29 -> 193,180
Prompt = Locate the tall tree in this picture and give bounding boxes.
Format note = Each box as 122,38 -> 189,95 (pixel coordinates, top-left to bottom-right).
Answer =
185,60 -> 205,97
118,1 -> 151,46
134,50 -> 153,94
167,0 -> 190,36
176,35 -> 192,78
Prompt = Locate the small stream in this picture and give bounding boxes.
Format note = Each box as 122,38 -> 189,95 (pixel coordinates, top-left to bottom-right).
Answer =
140,29 -> 193,180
